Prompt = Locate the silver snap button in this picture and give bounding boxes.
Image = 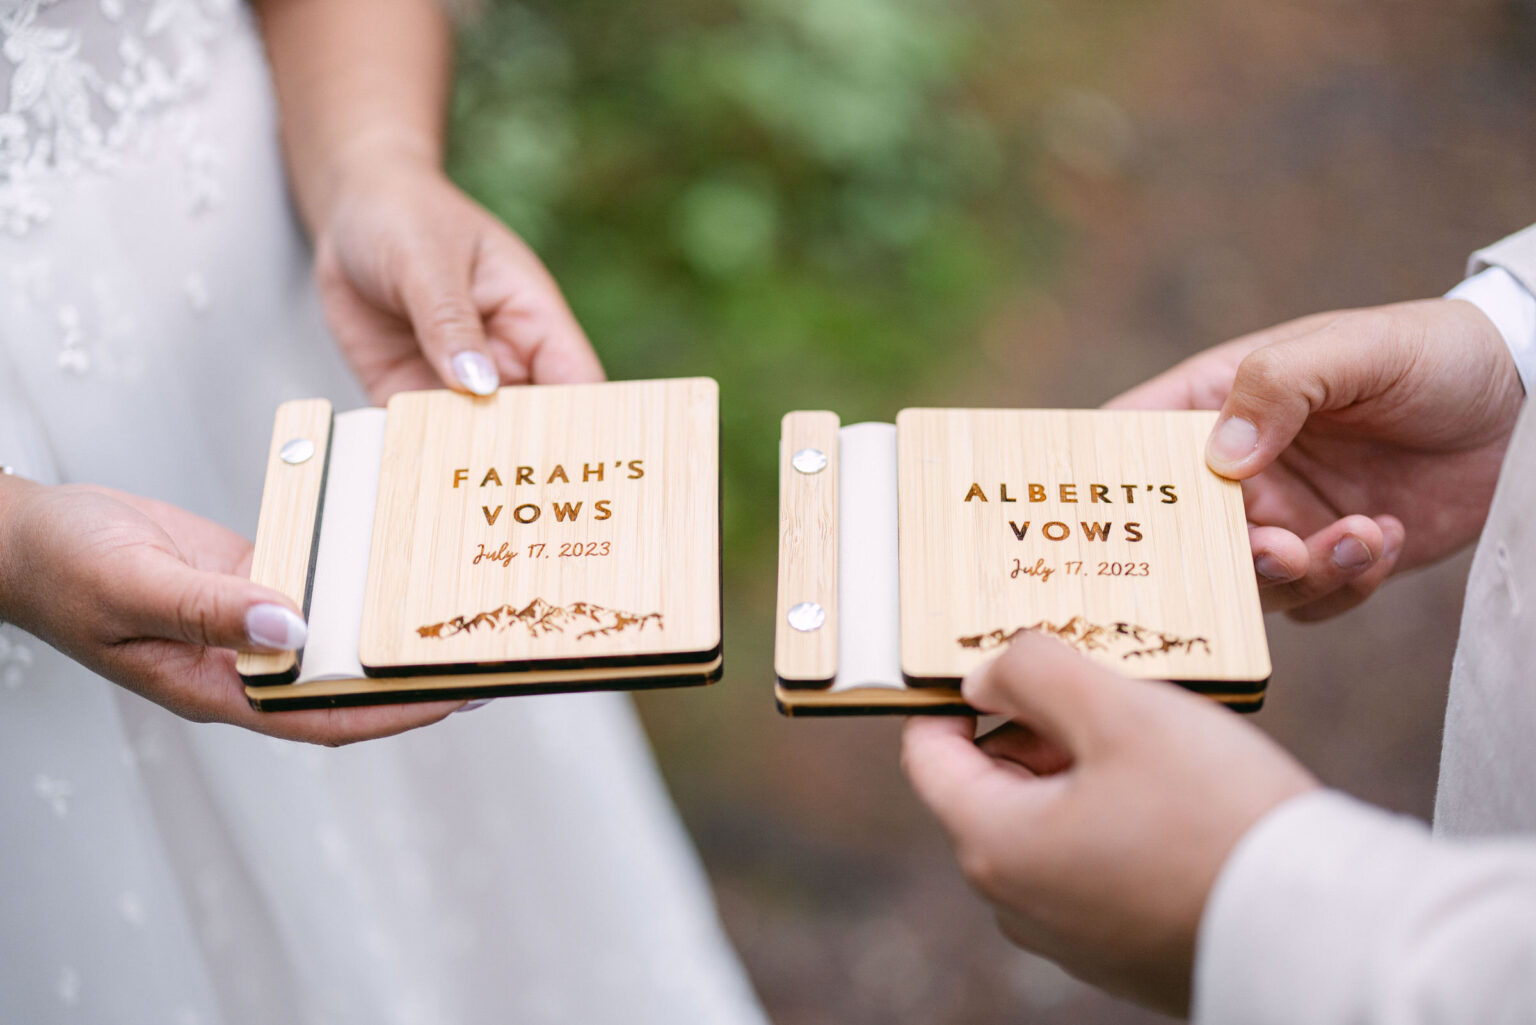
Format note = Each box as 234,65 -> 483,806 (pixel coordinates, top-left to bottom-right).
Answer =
787,601 -> 826,632
792,447 -> 827,474
279,438 -> 316,465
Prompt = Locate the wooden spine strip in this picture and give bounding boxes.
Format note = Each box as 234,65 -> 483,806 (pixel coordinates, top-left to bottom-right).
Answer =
774,411 -> 840,685
236,398 -> 334,684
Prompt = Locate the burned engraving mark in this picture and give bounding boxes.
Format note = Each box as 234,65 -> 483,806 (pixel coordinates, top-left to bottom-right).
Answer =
418,598 -> 663,642
958,616 -> 1210,660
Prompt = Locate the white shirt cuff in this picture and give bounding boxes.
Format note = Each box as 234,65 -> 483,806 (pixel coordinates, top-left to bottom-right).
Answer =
1192,789 -> 1434,1025
1446,266 -> 1536,393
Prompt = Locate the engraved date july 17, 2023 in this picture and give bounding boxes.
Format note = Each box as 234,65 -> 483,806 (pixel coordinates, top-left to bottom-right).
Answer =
1010,558 -> 1152,583
471,541 -> 613,567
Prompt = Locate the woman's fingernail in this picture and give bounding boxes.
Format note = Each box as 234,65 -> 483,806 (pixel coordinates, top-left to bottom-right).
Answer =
1384,535 -> 1402,561
1254,553 -> 1290,581
1331,535 -> 1372,572
452,351 -> 499,396
246,603 -> 308,650
454,698 -> 493,714
1208,416 -> 1260,466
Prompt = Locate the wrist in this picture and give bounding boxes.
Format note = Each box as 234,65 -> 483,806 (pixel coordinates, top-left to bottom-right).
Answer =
307,128 -> 444,234
1446,267 -> 1536,394
0,473 -> 43,624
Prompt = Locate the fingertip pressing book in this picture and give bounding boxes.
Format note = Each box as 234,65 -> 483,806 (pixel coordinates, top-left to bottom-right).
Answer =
774,409 -> 1271,716
237,378 -> 721,710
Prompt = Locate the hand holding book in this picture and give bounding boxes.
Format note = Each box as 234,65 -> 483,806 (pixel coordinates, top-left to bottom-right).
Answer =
0,475 -> 462,743
237,380 -> 722,707
315,160 -> 606,402
1106,298 -> 1521,621
901,631 -> 1317,1016
902,294 -> 1528,1015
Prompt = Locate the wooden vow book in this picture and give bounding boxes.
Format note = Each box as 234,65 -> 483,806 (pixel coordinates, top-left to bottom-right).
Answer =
237,378 -> 721,710
775,409 -> 1271,715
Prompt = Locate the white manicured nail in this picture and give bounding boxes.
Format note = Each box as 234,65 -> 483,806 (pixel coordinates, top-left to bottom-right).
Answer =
246,604 -> 308,650
452,351 -> 499,396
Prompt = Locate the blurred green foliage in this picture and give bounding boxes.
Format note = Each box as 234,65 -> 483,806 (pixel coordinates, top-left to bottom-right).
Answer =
449,0 -> 1050,566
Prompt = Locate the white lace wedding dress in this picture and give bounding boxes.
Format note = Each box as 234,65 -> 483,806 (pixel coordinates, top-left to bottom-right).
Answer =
0,3 -> 766,1023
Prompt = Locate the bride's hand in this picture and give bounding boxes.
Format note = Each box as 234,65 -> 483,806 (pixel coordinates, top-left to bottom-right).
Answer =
313,147 -> 605,404
0,477 -> 463,743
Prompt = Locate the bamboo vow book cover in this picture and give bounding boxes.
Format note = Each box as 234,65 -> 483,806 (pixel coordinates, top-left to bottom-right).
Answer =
774,409 -> 1271,715
236,379 -> 721,710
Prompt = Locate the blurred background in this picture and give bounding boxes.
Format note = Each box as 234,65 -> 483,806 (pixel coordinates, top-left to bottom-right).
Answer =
448,1 -> 1536,1021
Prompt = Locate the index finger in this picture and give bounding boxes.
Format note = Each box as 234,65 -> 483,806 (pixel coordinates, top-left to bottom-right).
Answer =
902,715 -> 1030,839
1103,357 -> 1209,411
903,716 -> 988,807
1103,312 -> 1342,411
477,241 -> 606,386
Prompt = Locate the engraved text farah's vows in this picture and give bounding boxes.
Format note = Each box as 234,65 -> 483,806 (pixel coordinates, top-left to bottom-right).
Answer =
451,459 -> 647,526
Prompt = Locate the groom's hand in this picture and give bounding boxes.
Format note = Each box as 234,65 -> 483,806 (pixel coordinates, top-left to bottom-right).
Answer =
0,477 -> 462,744
1108,298 -> 1523,620
902,634 -> 1316,1014
313,146 -> 605,404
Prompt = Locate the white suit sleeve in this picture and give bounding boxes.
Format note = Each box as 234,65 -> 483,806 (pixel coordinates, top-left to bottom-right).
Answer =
1193,789 -> 1536,1025
1446,267 -> 1536,393
1449,222 -> 1536,392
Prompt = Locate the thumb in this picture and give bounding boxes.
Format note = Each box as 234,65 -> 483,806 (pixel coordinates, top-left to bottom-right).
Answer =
124,557 -> 308,653
401,261 -> 501,397
961,632 -> 1123,757
1206,316 -> 1401,478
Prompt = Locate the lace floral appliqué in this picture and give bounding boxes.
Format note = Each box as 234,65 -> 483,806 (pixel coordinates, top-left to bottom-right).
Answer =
0,0 -> 236,235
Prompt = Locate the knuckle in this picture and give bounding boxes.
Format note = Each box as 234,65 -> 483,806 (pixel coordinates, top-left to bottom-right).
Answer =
1235,339 -> 1340,415
956,842 -> 1001,895
293,729 -> 350,749
173,580 -> 222,647
1085,697 -> 1140,753
1328,309 -> 1416,375
1232,345 -> 1292,399
417,295 -> 482,351
178,698 -> 219,725
960,671 -> 995,710
315,711 -> 363,748
971,646 -> 1027,700
956,838 -> 1017,902
313,236 -> 341,281
94,584 -> 143,642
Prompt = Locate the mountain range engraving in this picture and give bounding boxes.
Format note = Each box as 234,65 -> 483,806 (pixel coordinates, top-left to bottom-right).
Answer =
417,598 -> 664,642
958,616 -> 1210,660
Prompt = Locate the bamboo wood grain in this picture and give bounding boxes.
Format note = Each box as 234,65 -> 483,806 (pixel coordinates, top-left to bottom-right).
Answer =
359,379 -> 720,672
774,411 -> 839,684
237,399 -> 332,682
895,409 -> 1269,686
